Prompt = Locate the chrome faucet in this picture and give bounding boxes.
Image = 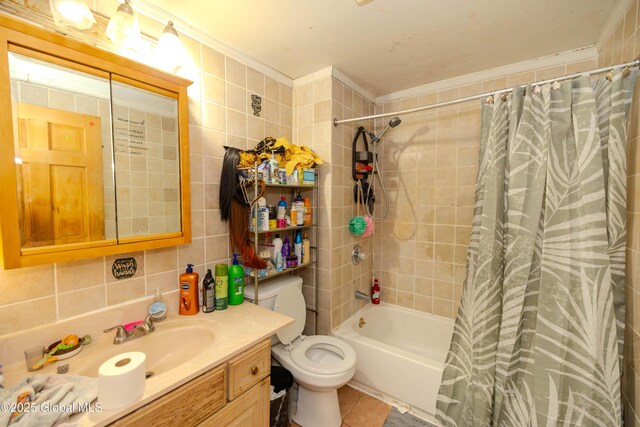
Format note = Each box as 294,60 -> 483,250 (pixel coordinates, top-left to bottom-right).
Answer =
355,290 -> 370,301
104,315 -> 155,345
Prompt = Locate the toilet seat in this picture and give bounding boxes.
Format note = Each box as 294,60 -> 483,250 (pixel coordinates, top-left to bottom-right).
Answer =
290,335 -> 356,375
273,283 -> 307,346
272,282 -> 356,376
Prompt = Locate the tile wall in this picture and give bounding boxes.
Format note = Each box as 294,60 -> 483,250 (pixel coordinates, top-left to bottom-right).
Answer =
292,75 -> 375,333
0,0 -> 293,336
372,58 -> 598,319
111,100 -> 181,237
328,77 -> 375,330
598,0 -> 640,424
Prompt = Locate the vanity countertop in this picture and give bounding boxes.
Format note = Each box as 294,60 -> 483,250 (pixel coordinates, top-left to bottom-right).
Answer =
0,302 -> 293,426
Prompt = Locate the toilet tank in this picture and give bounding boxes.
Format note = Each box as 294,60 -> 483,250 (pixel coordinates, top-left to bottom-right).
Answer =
244,275 -> 303,310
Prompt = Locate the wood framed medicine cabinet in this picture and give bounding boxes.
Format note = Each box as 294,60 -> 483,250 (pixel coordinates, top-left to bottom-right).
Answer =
0,15 -> 192,269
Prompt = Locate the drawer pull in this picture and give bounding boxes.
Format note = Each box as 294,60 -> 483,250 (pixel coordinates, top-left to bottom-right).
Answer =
251,366 -> 259,375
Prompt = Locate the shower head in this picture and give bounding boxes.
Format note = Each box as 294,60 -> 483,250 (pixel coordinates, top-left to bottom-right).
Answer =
370,116 -> 402,143
388,117 -> 401,128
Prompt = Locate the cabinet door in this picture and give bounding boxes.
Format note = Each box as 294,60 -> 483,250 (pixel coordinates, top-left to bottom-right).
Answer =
200,377 -> 269,427
112,365 -> 225,427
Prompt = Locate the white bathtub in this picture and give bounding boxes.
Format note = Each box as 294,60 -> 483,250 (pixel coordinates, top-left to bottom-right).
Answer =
332,302 -> 454,424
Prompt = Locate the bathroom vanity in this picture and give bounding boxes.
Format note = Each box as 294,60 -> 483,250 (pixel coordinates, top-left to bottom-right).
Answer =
0,300 -> 293,426
113,339 -> 271,426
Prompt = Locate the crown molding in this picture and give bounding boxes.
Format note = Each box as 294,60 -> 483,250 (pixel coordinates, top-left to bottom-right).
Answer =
133,0 -> 294,87
376,46 -> 598,104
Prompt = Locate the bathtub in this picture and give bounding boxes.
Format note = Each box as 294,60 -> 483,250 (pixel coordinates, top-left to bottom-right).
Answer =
332,302 -> 455,424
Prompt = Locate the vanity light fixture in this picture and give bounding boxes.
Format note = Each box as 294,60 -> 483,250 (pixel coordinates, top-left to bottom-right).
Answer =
49,0 -> 96,30
106,0 -> 142,52
151,21 -> 187,74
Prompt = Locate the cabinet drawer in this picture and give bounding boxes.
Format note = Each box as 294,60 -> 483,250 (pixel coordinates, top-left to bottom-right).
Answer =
111,364 -> 225,427
227,339 -> 271,401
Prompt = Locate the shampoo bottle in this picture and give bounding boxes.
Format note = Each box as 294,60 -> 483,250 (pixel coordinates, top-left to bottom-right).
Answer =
282,235 -> 291,257
269,151 -> 279,184
179,264 -> 199,315
293,193 -> 305,226
281,235 -> 291,270
273,234 -> 283,258
273,234 -> 284,271
228,254 -> 244,305
277,197 -> 287,220
302,232 -> 310,264
303,198 -> 312,225
372,278 -> 381,305
294,230 -> 303,265
202,269 -> 215,313
215,263 -> 228,310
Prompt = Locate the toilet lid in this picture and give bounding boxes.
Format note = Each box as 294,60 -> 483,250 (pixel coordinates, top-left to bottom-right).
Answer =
290,335 -> 356,375
273,283 -> 306,345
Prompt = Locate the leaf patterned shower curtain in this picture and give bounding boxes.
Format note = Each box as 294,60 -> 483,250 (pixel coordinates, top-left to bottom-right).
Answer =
436,69 -> 637,427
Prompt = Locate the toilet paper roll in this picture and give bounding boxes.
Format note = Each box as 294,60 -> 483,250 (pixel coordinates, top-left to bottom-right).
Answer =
98,351 -> 146,410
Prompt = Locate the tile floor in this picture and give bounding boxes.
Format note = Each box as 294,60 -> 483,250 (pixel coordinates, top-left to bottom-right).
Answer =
291,385 -> 392,427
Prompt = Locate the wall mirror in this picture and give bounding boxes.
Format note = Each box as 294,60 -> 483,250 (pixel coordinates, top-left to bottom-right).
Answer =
0,15 -> 191,269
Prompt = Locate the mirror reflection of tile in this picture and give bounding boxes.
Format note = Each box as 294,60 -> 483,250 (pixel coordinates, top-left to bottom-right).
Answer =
113,102 -> 180,237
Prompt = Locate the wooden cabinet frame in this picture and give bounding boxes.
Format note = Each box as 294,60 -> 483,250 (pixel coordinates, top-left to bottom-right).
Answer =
0,15 -> 192,268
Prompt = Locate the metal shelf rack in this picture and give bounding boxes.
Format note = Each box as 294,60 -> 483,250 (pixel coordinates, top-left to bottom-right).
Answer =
245,163 -> 319,334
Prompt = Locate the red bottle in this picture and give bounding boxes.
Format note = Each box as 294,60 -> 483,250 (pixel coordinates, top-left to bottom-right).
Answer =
371,278 -> 380,304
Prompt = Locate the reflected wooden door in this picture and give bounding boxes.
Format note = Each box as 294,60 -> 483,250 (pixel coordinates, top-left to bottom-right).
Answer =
16,103 -> 105,247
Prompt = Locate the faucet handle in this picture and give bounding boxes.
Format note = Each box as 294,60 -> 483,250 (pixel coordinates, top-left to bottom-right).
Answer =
103,325 -> 128,338
143,315 -> 155,331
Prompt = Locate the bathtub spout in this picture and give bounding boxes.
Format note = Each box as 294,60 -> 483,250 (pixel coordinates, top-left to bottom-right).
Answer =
355,290 -> 370,301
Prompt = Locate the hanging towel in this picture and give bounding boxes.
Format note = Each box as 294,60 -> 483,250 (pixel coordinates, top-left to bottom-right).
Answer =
0,374 -> 97,427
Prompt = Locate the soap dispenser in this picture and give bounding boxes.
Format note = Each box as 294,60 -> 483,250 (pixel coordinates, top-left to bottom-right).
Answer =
149,289 -> 168,321
179,264 -> 200,315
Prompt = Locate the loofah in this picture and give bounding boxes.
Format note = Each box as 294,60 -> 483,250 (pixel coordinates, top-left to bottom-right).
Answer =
349,216 -> 367,236
362,215 -> 375,237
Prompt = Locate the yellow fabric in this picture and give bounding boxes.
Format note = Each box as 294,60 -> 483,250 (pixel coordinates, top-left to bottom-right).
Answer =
273,137 -> 324,174
235,137 -> 323,172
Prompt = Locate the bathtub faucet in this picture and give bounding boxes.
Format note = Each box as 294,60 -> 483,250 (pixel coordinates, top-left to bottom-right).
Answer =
355,290 -> 370,301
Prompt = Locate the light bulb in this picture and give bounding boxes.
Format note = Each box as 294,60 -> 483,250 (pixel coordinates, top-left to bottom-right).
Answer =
106,0 -> 142,52
49,0 -> 96,30
151,21 -> 187,74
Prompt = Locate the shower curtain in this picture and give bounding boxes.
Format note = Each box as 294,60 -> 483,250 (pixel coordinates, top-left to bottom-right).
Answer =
436,69 -> 638,427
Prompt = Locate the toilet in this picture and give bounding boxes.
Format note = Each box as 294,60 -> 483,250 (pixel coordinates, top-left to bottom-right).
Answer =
245,276 -> 356,427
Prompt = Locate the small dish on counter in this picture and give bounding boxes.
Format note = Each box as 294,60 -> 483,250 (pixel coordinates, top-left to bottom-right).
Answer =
47,339 -> 82,360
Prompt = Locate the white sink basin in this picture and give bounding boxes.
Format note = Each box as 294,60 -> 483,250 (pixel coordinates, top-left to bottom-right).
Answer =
73,324 -> 215,378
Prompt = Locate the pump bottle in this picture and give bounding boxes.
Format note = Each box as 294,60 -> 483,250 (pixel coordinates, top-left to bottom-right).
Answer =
179,264 -> 200,315
228,254 -> 245,305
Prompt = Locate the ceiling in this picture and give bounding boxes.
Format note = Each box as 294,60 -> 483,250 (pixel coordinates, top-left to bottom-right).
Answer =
146,0 -> 623,96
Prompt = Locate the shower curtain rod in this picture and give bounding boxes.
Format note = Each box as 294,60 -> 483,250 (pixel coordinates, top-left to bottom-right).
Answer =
333,56 -> 640,126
